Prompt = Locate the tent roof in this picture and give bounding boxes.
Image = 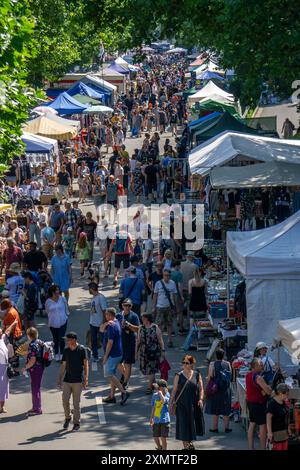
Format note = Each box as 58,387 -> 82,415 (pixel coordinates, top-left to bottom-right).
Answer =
188,112 -> 221,128
97,68 -> 124,78
189,131 -> 300,175
210,162 -> 300,188
72,94 -> 101,105
191,111 -> 257,140
23,115 -> 77,140
84,74 -> 117,92
108,62 -> 130,75
188,81 -> 234,103
47,92 -> 87,115
44,113 -> 80,130
67,81 -> 105,101
196,97 -> 240,118
227,211 -> 300,278
22,132 -> 57,154
197,70 -> 224,81
278,318 -> 300,359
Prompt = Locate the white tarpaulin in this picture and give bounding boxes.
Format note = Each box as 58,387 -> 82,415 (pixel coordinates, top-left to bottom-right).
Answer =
227,211 -> 300,279
227,213 -> 300,353
210,162 -> 300,188
278,318 -> 300,359
188,81 -> 234,103
189,131 -> 300,175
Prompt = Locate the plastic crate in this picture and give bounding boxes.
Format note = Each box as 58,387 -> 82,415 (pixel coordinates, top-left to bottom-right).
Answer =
208,302 -> 227,318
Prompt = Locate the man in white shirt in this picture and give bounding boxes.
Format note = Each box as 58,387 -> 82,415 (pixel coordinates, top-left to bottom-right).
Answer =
152,269 -> 178,348
88,282 -> 108,362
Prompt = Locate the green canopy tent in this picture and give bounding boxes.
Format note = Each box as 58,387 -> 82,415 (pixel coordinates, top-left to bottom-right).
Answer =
72,94 -> 101,106
194,98 -> 240,119
191,111 -> 259,145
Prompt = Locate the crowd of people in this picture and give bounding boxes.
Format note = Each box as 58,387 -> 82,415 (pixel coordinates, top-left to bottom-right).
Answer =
0,52 -> 293,451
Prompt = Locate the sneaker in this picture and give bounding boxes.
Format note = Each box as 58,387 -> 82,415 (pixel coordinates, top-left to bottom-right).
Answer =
72,423 -> 80,431
63,418 -> 71,429
120,391 -> 130,405
102,396 -> 116,404
27,410 -> 42,416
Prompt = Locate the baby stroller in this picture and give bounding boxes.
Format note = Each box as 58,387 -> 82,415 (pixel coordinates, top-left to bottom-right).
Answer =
36,269 -> 53,317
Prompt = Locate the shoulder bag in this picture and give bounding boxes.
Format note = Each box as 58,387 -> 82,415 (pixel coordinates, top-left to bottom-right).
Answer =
169,373 -> 191,416
119,277 -> 139,309
160,280 -> 175,311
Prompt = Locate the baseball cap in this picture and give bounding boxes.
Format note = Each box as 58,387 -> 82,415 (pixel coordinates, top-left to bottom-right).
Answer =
128,266 -> 137,274
256,342 -> 268,350
64,332 -> 78,340
122,298 -> 133,306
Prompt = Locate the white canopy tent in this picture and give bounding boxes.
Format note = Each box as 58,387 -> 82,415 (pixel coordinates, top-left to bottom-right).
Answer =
227,212 -> 300,353
188,81 -> 234,103
210,162 -> 300,188
189,131 -> 300,176
278,318 -> 300,362
84,74 -> 117,93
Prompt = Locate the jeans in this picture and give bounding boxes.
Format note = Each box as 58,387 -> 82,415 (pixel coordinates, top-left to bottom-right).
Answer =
29,223 -> 41,248
50,321 -> 68,355
29,365 -> 44,412
90,324 -> 100,359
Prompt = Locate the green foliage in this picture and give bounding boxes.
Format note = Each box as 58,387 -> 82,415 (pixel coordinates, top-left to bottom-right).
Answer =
0,0 -> 36,164
87,0 -> 300,105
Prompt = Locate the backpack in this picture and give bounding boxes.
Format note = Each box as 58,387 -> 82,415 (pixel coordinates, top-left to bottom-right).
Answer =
37,340 -> 54,367
214,361 -> 231,391
114,232 -> 128,253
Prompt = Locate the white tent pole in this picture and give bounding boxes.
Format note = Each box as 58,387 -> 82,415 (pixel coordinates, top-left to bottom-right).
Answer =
227,254 -> 230,318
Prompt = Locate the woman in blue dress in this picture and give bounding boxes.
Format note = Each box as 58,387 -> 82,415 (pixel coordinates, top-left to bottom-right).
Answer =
51,244 -> 72,301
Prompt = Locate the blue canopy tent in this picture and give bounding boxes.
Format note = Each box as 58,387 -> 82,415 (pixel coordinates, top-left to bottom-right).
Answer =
107,62 -> 130,75
67,81 -> 105,101
22,133 -> 55,153
82,82 -> 112,105
46,92 -> 87,115
196,70 -> 224,81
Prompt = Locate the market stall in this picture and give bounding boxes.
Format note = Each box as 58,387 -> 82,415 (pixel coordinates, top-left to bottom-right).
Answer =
227,211 -> 300,356
23,115 -> 78,140
188,80 -> 234,104
46,91 -> 87,115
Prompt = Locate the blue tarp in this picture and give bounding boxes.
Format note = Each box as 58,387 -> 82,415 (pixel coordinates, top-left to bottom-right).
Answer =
197,70 -> 224,81
22,134 -> 54,153
188,112 -> 221,128
83,82 -> 111,105
67,81 -> 105,101
45,89 -> 64,99
107,62 -> 130,75
47,92 -> 87,115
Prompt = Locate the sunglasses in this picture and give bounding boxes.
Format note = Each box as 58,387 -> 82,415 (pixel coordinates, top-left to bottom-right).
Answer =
123,304 -> 131,307
182,361 -> 191,365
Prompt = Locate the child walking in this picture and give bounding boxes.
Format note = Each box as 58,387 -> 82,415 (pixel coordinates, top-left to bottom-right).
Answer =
150,379 -> 171,450
62,227 -> 75,258
76,232 -> 90,277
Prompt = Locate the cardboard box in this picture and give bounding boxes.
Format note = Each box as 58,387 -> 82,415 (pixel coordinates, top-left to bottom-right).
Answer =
40,194 -> 55,205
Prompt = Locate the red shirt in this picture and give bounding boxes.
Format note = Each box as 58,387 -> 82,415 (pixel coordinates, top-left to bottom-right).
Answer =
3,246 -> 23,271
246,371 -> 267,404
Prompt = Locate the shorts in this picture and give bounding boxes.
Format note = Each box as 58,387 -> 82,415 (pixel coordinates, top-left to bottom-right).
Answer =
247,402 -> 267,425
114,253 -> 130,269
156,307 -> 174,328
147,182 -> 157,194
122,345 -> 136,365
152,423 -> 170,438
58,185 -> 69,198
103,355 -> 122,378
